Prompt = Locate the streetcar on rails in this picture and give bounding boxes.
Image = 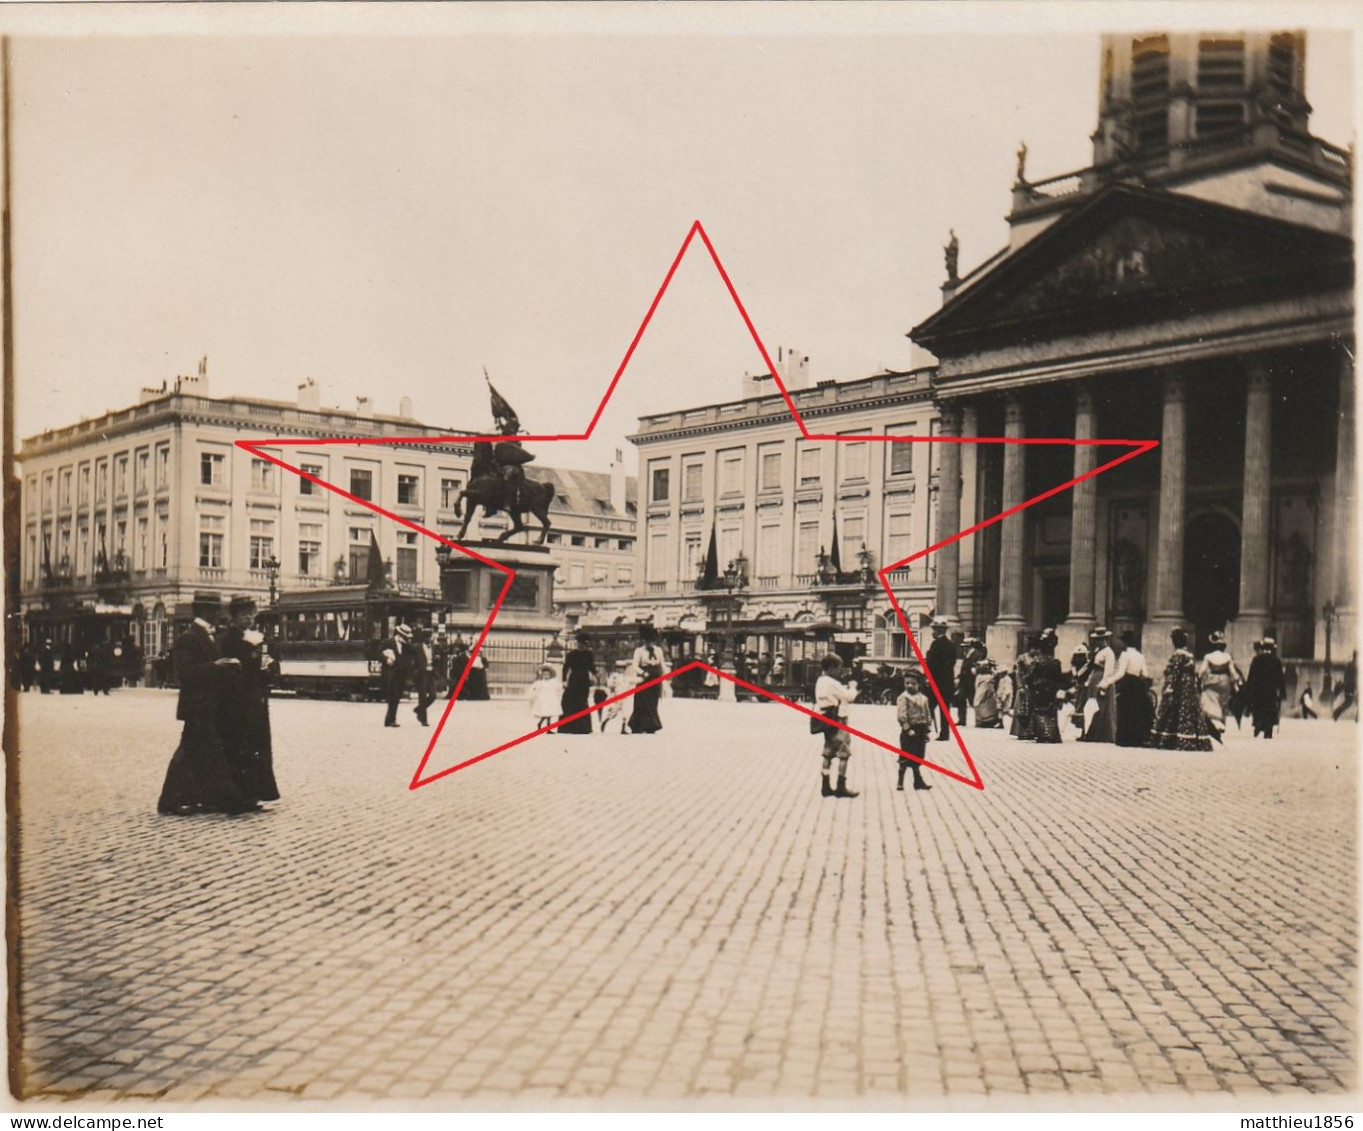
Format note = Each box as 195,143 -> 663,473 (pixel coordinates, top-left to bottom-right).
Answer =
260,585 -> 452,700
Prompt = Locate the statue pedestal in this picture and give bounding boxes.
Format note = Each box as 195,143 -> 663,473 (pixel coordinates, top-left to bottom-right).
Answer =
437,543 -> 560,697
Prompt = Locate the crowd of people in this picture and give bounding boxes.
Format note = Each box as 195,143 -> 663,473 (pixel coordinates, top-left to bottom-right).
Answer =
157,597 -> 279,817
12,636 -> 144,695
807,618 -> 1355,801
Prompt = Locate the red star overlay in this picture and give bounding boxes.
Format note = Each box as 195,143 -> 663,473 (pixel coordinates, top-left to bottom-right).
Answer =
238,221 -> 1157,792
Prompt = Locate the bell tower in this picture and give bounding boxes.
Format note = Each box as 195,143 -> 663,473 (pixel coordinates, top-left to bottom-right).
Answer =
1092,31 -> 1309,168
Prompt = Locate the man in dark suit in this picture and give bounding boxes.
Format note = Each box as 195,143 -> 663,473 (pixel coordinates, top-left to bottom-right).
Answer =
414,627 -> 437,727
381,623 -> 421,727
924,617 -> 958,741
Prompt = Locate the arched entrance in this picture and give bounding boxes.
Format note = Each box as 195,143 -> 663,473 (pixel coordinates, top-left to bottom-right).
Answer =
1183,510 -> 1240,655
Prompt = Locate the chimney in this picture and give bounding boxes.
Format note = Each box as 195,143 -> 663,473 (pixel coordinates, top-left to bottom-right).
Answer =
355,395 -> 373,418
782,350 -> 810,391
176,357 -> 210,398
399,395 -> 414,419
298,378 -> 320,411
139,379 -> 169,405
609,447 -> 627,514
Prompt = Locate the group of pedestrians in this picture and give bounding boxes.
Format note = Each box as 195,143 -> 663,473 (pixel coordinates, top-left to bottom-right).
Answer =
378,626 -> 490,729
157,598 -> 279,817
14,636 -> 143,695
548,625 -> 668,736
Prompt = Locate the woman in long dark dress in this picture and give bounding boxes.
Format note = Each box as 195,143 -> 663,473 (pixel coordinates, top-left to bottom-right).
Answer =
1009,637 -> 1040,739
1245,635 -> 1288,738
1028,637 -> 1065,742
559,632 -> 596,734
219,606 -> 280,806
1108,631 -> 1154,747
627,625 -> 667,735
158,618 -> 258,815
1150,628 -> 1213,751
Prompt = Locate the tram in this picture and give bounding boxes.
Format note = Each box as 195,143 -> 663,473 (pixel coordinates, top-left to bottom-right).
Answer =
261,585 -> 453,700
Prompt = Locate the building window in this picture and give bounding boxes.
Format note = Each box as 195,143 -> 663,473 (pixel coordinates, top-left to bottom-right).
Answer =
25,532 -> 35,581
570,534 -> 586,547
718,521 -> 742,567
397,474 -> 420,507
886,510 -> 913,567
1196,101 -> 1244,137
594,536 -> 611,549
1267,33 -> 1298,109
115,519 -> 127,558
570,562 -> 585,587
94,463 -> 106,502
841,514 -> 865,563
157,512 -> 169,568
682,461 -> 704,502
718,449 -> 744,497
441,477 -> 463,509
617,565 -> 633,585
546,532 -> 562,545
349,468 -> 373,502
647,529 -> 670,583
796,518 -> 819,574
200,452 -> 224,488
250,459 -> 275,493
682,529 -> 703,579
155,445 -> 170,488
798,445 -> 822,487
759,446 -> 783,491
41,473 -> 53,511
1131,35 -> 1170,152
136,516 -> 149,570
888,425 -> 914,475
77,523 -> 89,576
348,527 -> 374,581
1197,37 -> 1244,92
298,523 -> 323,575
26,476 -> 36,514
616,538 -> 632,552
134,450 -> 149,493
839,438 -> 868,482
650,464 -> 670,504
299,463 -> 322,495
199,515 -> 225,569
757,522 -> 781,578
59,468 -> 73,508
591,563 -> 609,584
396,530 -> 418,583
78,465 -> 90,505
249,519 -> 275,570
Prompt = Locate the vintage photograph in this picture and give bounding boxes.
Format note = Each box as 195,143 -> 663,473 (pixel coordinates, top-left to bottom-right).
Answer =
3,2 -> 1358,1112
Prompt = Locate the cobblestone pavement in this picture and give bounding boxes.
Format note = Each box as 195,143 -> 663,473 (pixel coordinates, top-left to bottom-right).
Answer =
11,689 -> 1357,1103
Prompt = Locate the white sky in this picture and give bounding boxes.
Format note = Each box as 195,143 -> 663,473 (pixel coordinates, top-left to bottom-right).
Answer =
4,5 -> 1356,471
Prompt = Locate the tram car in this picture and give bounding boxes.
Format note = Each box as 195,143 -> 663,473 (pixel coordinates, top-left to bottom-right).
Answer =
261,585 -> 453,700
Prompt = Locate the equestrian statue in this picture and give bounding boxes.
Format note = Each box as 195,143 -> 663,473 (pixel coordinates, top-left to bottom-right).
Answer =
454,372 -> 555,545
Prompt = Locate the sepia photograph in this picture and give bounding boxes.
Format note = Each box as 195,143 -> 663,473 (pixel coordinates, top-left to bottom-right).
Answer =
2,0 -> 1359,1117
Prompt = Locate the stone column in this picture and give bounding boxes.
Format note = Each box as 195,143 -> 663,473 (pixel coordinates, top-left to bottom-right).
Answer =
1238,360 -> 1273,619
933,404 -> 962,626
1059,383 -> 1098,660
1143,373 -> 1188,671
959,404 -> 980,622
1333,348 -> 1356,642
986,394 -> 1027,666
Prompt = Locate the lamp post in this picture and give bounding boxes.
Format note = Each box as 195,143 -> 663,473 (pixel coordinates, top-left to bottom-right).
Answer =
263,554 -> 281,606
719,551 -> 749,701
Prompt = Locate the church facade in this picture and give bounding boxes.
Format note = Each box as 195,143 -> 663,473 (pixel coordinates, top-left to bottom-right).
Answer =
913,30 -> 1353,673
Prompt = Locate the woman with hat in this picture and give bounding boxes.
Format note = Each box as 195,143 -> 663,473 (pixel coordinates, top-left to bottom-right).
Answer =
924,617 -> 958,741
1104,631 -> 1153,747
1078,627 -> 1117,744
627,624 -> 668,735
559,630 -> 597,734
1197,629 -> 1243,739
1150,628 -> 1213,751
218,597 -> 280,805
1027,633 -> 1066,743
1244,634 -> 1287,739
1009,635 -> 1040,740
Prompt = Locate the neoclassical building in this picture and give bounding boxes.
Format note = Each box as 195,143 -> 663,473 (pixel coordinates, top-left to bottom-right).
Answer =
913,30 -> 1353,671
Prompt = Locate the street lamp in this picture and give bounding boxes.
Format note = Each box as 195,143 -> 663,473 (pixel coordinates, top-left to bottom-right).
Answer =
263,554 -> 281,606
721,551 -> 749,673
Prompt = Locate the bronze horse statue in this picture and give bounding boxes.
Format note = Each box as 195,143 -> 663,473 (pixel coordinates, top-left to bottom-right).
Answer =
453,442 -> 555,545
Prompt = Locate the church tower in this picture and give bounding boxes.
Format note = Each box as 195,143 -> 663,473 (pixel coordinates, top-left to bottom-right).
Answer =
1005,30 -> 1350,247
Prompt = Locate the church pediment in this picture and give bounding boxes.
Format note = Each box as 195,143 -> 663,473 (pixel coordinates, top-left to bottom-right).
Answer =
912,185 -> 1352,355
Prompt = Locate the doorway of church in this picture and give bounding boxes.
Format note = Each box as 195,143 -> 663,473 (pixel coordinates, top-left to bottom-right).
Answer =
1183,511 -> 1241,656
